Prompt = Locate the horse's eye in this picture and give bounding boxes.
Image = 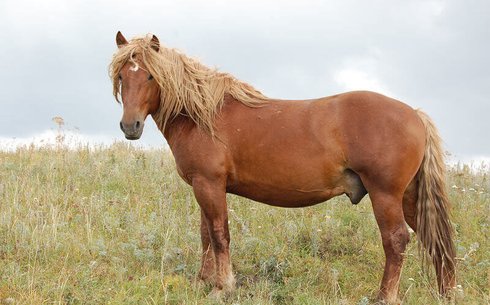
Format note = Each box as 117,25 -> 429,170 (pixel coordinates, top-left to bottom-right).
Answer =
148,74 -> 153,81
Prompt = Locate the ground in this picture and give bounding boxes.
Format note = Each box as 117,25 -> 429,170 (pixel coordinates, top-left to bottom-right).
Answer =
0,143 -> 488,304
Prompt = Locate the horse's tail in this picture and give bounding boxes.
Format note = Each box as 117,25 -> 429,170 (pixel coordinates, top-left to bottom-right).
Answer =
415,110 -> 456,285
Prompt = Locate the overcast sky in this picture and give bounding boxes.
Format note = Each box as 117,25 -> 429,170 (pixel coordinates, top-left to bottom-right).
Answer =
0,0 -> 489,161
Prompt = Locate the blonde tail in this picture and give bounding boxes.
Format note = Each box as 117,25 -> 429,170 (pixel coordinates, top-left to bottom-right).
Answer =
415,110 -> 456,292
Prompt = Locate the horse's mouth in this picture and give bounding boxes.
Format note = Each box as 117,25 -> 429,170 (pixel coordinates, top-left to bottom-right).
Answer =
125,134 -> 141,140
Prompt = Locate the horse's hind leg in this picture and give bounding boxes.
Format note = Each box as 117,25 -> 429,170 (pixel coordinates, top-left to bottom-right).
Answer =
402,178 -> 418,231
199,210 -> 215,284
370,191 -> 410,304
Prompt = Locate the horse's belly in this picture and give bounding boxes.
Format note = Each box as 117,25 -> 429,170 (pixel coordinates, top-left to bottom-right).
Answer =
226,168 -> 347,207
228,183 -> 345,207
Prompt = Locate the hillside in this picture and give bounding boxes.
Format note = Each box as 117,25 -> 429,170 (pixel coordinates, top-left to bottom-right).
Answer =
0,144 -> 488,304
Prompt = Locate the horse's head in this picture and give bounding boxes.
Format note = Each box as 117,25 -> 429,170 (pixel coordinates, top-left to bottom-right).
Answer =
114,32 -> 160,140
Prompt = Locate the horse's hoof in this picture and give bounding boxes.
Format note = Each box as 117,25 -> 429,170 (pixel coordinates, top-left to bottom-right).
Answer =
374,298 -> 401,305
208,288 -> 225,302
199,273 -> 215,285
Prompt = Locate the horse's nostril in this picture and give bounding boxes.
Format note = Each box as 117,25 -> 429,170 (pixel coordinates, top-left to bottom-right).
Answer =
136,121 -> 141,129
120,121 -> 124,131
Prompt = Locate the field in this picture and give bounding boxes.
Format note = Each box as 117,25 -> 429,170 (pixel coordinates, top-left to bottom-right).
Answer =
0,143 -> 488,304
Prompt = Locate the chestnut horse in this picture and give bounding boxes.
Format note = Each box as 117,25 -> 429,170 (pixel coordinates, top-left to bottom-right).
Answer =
110,32 -> 456,303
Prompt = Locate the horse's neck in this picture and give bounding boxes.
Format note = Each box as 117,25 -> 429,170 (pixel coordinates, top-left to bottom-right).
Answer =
154,94 -> 249,148
155,114 -> 194,147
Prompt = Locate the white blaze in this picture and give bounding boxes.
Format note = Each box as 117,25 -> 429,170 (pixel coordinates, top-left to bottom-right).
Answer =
129,64 -> 139,72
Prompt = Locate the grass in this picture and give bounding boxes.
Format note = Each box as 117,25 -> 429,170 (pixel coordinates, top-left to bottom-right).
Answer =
0,143 -> 488,304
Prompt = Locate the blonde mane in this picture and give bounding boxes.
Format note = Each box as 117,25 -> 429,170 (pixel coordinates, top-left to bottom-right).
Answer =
109,35 -> 269,134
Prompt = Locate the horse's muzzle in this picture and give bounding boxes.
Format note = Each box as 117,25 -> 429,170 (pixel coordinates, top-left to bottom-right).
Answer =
120,120 -> 144,140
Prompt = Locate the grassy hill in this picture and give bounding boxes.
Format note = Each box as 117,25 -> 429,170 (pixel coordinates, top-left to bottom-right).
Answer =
0,144 -> 488,304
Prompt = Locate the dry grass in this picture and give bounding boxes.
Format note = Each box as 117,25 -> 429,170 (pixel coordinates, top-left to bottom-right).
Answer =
0,144 -> 488,304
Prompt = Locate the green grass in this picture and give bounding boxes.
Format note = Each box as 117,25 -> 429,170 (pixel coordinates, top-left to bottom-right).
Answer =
0,144 -> 488,304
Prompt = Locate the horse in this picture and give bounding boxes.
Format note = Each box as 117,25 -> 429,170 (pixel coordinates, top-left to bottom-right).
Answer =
109,32 -> 456,304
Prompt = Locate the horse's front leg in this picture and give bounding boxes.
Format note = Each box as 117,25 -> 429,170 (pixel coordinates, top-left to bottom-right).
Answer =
192,177 -> 235,296
198,209 -> 215,284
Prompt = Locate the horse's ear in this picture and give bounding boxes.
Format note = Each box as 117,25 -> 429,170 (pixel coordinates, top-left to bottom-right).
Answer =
116,31 -> 128,48
150,35 -> 160,52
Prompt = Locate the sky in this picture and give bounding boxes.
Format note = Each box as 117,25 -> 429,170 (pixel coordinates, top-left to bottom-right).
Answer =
0,0 -> 489,162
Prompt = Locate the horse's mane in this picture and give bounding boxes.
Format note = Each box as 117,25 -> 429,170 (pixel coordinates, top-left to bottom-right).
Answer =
109,35 -> 269,134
